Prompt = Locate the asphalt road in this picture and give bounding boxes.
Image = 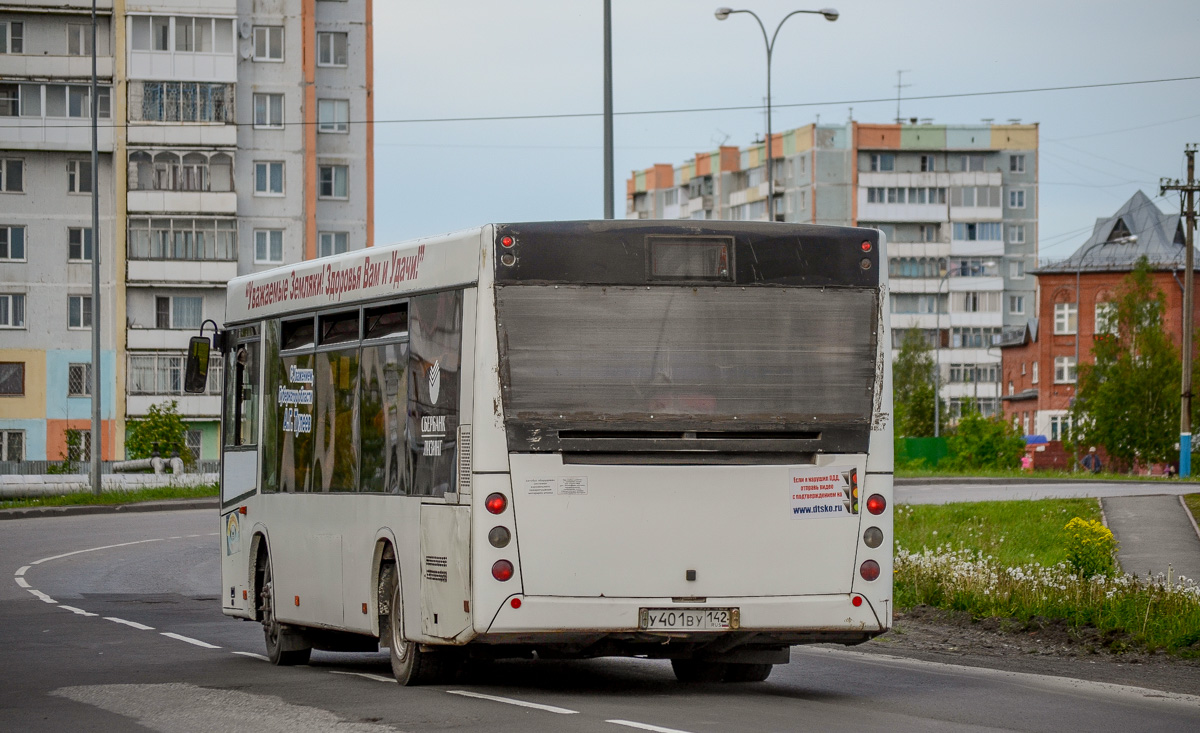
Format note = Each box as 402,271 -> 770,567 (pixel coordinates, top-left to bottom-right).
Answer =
896,480 -> 1198,505
3,509 -> 1198,732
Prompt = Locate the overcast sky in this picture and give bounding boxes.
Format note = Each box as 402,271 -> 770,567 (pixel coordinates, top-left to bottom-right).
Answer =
373,0 -> 1200,262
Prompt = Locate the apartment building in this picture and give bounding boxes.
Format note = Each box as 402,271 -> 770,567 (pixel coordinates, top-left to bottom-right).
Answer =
0,0 -> 373,463
626,120 -> 1038,422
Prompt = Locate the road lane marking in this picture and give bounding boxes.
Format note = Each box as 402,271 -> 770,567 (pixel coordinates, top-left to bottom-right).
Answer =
28,589 -> 57,604
14,577 -> 29,588
59,605 -> 99,617
607,721 -> 695,733
329,671 -> 397,683
15,565 -> 29,576
160,632 -> 221,649
232,651 -> 269,661
446,690 -> 578,714
105,617 -> 154,631
29,537 -> 165,565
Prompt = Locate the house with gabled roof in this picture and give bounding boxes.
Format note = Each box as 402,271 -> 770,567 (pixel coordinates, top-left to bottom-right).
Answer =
999,190 -> 1195,441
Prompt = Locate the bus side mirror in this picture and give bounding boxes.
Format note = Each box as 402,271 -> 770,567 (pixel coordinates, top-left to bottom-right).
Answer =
184,336 -> 211,393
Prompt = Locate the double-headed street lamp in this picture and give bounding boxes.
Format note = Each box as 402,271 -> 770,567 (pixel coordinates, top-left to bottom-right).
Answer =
714,6 -> 838,222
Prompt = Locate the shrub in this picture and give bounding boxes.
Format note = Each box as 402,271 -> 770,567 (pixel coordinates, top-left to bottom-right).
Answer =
1064,517 -> 1117,578
942,405 -> 1026,471
126,400 -> 194,466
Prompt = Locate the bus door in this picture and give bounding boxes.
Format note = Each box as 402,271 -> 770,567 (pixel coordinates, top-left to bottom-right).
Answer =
220,326 -> 261,613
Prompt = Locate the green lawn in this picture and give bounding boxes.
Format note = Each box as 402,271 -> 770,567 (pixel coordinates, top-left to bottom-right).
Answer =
0,484 -> 218,510
1184,494 -> 1200,529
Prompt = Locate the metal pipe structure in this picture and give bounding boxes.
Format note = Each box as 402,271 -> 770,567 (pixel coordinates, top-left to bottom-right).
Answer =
603,0 -> 614,219
714,7 -> 837,222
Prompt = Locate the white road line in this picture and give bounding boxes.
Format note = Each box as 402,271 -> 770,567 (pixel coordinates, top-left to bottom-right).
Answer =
329,671 -> 397,684
104,617 -> 155,631
14,577 -> 29,588
30,537 -> 164,565
28,589 -> 56,604
160,632 -> 221,649
446,690 -> 578,714
15,565 -> 29,576
607,721 -> 695,733
59,605 -> 99,617
231,651 -> 269,661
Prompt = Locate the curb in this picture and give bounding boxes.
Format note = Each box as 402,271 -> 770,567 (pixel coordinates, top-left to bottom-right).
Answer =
0,497 -> 218,521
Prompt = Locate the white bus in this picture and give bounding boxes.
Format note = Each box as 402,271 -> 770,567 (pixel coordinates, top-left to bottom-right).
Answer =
190,220 -> 893,685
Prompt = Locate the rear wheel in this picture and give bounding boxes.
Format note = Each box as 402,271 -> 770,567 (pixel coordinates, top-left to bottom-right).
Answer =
388,575 -> 451,685
671,659 -> 728,683
260,558 -> 311,665
724,663 -> 773,683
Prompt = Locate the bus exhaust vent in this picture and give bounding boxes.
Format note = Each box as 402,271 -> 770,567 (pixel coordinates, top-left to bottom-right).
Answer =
457,425 -> 472,493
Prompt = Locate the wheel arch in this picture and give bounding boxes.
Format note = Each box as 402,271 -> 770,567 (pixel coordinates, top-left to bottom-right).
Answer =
370,530 -> 400,639
247,527 -> 271,622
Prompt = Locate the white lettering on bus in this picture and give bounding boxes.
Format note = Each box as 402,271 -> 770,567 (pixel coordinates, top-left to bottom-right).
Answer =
421,415 -> 447,435
423,440 -> 442,456
288,365 -> 314,384
282,407 -> 312,434
277,386 -> 313,405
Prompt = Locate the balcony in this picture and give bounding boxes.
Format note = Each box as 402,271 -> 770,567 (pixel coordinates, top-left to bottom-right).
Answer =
127,191 -> 236,214
127,393 -> 221,418
128,51 -> 236,85
0,55 -> 113,79
0,116 -> 113,152
127,259 -> 236,286
127,328 -> 211,350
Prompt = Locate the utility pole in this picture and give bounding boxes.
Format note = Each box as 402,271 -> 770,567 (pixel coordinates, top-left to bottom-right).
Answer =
1161,144 -> 1198,477
894,70 -> 911,124
89,0 -> 102,495
602,0 -> 614,219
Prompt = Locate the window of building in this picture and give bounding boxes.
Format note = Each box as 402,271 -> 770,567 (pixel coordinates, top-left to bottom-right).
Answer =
1032,361 -> 1039,384
1009,295 -> 1025,315
317,31 -> 348,66
1010,154 -> 1025,173
155,295 -> 203,329
952,222 -> 1003,241
1009,259 -> 1025,279
0,293 -> 25,328
67,160 -> 92,194
131,81 -> 230,123
68,362 -> 91,397
951,258 -> 992,277
950,327 -> 1002,348
920,154 -> 936,172
151,17 -> 170,50
255,229 -> 283,263
65,429 -> 91,462
1054,356 -> 1077,384
254,161 -> 284,195
319,231 -> 348,257
1008,224 -> 1025,244
317,99 -> 349,133
253,26 -> 283,61
0,225 -> 25,261
0,84 -> 17,116
960,154 -> 985,172
68,227 -> 93,261
68,295 -> 92,329
0,429 -> 23,461
1009,189 -> 1026,209
253,93 -> 283,128
1095,301 -> 1117,335
186,429 -> 202,460
922,225 -> 938,242
127,218 -> 237,261
0,21 -> 23,54
1050,414 -> 1072,441
66,23 -> 91,56
869,153 -> 895,172
129,352 -> 222,396
318,164 -> 348,198
1054,302 -> 1077,335
954,291 -> 1001,313
0,362 -> 24,395
1,159 -> 23,192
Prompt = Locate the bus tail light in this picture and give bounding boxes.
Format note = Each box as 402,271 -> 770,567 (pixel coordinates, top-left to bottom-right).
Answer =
492,560 -> 514,581
488,526 -> 511,548
860,240 -> 872,252
510,597 -> 522,609
859,560 -> 880,581
485,493 -> 507,514
863,526 -> 883,548
852,595 -> 863,607
866,494 -> 886,515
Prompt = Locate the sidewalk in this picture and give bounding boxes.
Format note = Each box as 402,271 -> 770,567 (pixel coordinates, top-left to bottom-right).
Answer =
1102,495 -> 1200,583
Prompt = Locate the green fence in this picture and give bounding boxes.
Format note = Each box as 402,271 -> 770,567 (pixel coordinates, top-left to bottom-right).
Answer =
897,437 -> 949,468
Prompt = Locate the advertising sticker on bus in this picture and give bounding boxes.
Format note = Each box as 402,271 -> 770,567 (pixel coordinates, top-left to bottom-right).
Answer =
788,467 -> 857,519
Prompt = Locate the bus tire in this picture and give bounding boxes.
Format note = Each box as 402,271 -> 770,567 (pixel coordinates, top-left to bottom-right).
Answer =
670,659 -> 727,683
388,580 -> 447,685
723,663 -> 773,683
260,557 -> 311,666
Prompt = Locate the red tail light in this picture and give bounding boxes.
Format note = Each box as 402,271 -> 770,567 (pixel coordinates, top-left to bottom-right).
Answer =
851,595 -> 863,607
492,560 -> 514,581
485,493 -> 507,515
866,494 -> 886,515
500,236 -> 515,248
860,560 -> 880,581
860,240 -> 872,252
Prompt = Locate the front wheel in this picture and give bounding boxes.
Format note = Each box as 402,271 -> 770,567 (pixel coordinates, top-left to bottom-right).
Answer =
388,577 -> 450,685
260,558 -> 311,666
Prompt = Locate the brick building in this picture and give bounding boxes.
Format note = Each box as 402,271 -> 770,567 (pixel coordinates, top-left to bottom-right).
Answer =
999,191 -> 1196,440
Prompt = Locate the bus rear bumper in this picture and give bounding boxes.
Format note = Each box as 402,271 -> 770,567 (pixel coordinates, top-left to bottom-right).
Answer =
478,592 -> 889,644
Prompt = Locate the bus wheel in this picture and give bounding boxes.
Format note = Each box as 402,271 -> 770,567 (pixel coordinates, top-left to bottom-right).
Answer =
723,663 -> 773,683
670,659 -> 727,683
260,558 -> 311,665
388,580 -> 447,685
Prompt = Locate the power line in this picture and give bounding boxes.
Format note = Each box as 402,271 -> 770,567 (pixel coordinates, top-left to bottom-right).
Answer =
30,74 -> 1200,130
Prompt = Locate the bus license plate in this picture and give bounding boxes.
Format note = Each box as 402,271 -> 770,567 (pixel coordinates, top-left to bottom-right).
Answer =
639,608 -> 736,631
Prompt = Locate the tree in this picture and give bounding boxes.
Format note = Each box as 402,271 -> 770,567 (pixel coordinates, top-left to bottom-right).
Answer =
126,400 -> 195,465
942,400 -> 1026,470
1069,257 -> 1181,466
892,328 -> 939,437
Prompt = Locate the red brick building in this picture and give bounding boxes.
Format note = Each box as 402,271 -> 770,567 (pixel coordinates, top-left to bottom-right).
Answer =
1000,191 -> 1197,440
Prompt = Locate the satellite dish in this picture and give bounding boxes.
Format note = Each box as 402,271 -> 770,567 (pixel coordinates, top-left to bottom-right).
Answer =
239,20 -> 252,39
240,41 -> 253,60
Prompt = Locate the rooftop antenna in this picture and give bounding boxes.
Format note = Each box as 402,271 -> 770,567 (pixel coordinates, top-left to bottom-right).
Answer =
895,70 -> 911,124
712,129 -> 731,147
848,106 -> 853,121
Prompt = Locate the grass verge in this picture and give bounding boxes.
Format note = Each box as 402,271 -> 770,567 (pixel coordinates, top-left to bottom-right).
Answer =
896,499 -> 1200,657
0,484 -> 218,510
1185,494 -> 1200,531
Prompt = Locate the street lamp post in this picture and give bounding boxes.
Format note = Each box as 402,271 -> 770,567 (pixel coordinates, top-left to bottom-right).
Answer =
933,267 -> 951,437
714,6 -> 838,222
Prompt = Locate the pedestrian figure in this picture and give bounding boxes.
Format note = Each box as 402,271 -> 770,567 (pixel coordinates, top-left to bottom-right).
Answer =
1081,448 -> 1102,474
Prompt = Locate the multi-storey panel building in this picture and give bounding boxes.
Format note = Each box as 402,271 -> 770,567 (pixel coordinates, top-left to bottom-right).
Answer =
626,120 -> 1038,423
0,0 -> 372,463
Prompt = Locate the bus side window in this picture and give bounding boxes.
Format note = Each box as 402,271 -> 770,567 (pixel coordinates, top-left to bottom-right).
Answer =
408,291 -> 463,497
224,342 -> 260,448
